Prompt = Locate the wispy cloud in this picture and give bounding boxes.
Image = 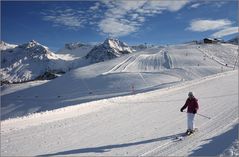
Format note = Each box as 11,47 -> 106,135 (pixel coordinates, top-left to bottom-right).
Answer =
187,18 -> 237,38
187,19 -> 232,32
89,2 -> 101,11
98,0 -> 189,37
40,1 -> 232,38
189,1 -> 227,9
41,8 -> 86,30
41,1 -> 189,35
190,3 -> 201,8
213,1 -> 228,8
212,27 -> 238,38
99,18 -> 137,37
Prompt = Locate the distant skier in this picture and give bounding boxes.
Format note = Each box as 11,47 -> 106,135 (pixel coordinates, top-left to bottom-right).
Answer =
180,92 -> 199,135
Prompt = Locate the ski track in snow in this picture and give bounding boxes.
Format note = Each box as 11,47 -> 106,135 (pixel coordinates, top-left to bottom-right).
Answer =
140,104 -> 238,156
1,70 -> 238,156
1,70 -> 235,131
197,47 -> 234,68
1,43 -> 238,156
2,44 -> 236,120
102,49 -> 166,75
102,54 -> 137,75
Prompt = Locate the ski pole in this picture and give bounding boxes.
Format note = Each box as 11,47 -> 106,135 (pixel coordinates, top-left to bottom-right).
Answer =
182,111 -> 211,119
196,113 -> 211,119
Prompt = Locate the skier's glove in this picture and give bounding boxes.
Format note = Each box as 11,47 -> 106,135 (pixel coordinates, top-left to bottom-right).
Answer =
180,108 -> 184,112
193,110 -> 197,114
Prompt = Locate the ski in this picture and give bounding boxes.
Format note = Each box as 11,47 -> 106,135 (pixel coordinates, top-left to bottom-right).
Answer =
173,128 -> 198,141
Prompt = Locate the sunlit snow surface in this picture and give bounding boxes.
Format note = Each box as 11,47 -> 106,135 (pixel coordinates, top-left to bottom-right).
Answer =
1,42 -> 238,156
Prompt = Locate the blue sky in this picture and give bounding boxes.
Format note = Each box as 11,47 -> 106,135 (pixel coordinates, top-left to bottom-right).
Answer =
1,0 -> 238,51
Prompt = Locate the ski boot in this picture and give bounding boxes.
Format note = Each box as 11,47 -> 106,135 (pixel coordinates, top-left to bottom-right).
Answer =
185,129 -> 194,135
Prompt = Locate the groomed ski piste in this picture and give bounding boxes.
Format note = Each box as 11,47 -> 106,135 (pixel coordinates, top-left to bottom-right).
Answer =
1,43 -> 238,156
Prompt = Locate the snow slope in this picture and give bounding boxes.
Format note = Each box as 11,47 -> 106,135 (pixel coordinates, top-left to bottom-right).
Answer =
1,43 -> 237,120
198,43 -> 238,68
1,70 -> 238,156
103,44 -> 237,79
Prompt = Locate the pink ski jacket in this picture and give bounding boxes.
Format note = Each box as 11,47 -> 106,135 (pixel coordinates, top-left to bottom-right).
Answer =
181,97 -> 199,114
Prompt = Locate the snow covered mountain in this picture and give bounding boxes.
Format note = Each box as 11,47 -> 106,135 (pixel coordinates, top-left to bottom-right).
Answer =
0,40 -> 74,84
0,39 -> 135,84
57,42 -> 94,58
85,38 -> 134,63
0,41 -> 17,50
1,42 -> 237,119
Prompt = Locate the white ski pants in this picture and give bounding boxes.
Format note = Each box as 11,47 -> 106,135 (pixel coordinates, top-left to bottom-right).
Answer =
187,113 -> 195,131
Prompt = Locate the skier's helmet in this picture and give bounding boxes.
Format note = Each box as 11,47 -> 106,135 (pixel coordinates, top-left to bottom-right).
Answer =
188,92 -> 193,97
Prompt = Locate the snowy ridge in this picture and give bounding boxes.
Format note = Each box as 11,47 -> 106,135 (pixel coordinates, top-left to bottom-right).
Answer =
85,38 -> 134,63
0,41 -> 17,50
0,40 -> 76,83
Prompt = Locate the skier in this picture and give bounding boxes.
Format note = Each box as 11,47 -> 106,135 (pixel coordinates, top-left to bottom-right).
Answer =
180,92 -> 199,135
